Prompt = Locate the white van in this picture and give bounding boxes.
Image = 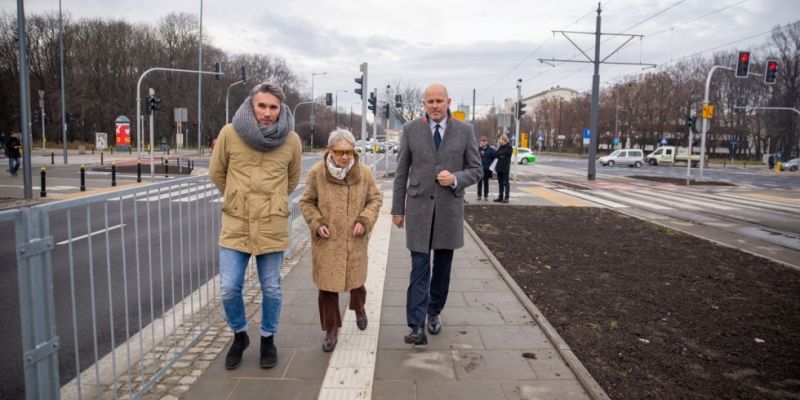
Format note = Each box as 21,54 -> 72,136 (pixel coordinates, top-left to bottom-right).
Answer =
598,149 -> 644,168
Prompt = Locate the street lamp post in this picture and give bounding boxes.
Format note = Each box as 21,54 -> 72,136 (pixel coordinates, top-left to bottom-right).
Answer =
334,89 -> 347,128
310,71 -> 327,148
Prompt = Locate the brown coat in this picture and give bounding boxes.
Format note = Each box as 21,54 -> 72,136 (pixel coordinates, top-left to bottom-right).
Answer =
209,124 -> 302,255
299,153 -> 383,292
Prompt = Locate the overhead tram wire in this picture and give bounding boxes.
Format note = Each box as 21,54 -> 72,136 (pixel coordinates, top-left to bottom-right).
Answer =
473,4 -> 605,116
525,0 -> 752,95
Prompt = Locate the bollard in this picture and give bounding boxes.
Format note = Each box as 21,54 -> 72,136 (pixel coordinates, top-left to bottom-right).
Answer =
110,146 -> 114,155
129,146 -> 132,155
111,162 -> 117,187
178,157 -> 182,174
101,151 -> 104,166
51,152 -> 55,165
137,160 -> 142,183
40,167 -> 46,197
164,157 -> 169,178
92,146 -> 95,155
80,164 -> 86,191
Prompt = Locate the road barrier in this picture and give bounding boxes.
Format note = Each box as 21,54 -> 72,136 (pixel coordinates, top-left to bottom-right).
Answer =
0,174 -> 309,399
80,165 -> 86,192
40,167 -> 46,198
111,163 -> 117,187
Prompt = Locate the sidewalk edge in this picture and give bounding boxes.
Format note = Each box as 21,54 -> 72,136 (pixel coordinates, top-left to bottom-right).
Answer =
464,222 -> 611,400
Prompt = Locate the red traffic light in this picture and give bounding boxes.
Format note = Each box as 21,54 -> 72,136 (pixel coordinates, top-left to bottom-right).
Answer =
735,51 -> 751,78
738,53 -> 750,63
765,60 -> 779,84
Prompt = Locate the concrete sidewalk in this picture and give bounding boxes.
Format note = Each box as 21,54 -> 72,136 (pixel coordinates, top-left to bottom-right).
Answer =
177,184 -> 601,400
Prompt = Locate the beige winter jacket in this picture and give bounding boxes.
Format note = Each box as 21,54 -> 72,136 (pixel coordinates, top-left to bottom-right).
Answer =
209,123 -> 302,255
299,153 -> 382,292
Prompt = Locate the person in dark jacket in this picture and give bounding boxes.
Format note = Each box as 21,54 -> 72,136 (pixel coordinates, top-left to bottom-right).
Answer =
477,136 -> 496,201
494,135 -> 512,203
4,132 -> 21,176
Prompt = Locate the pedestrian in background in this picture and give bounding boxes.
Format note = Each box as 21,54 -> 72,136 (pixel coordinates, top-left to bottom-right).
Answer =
299,129 -> 382,352
494,135 -> 512,203
209,82 -> 302,370
4,132 -> 21,176
392,83 -> 482,345
477,136 -> 496,201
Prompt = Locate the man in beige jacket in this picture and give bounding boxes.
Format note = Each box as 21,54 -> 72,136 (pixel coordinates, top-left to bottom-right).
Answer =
210,82 -> 302,370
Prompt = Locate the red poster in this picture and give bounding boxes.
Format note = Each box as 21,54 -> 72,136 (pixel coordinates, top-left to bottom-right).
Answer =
115,123 -> 131,147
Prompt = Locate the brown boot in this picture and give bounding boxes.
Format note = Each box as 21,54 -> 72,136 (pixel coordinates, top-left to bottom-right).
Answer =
322,328 -> 338,352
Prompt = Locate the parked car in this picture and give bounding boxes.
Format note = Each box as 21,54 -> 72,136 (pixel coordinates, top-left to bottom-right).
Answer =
515,147 -> 537,165
599,149 -> 644,168
780,158 -> 799,172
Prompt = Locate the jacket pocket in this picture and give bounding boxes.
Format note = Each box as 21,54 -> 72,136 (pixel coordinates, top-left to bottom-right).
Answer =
407,178 -> 421,197
221,189 -> 243,218
269,192 -> 290,217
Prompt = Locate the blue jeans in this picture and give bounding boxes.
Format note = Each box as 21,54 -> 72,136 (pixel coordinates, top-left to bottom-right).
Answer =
219,247 -> 283,337
8,156 -> 20,174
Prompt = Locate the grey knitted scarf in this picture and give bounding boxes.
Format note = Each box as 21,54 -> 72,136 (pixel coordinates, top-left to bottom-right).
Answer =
232,96 -> 294,151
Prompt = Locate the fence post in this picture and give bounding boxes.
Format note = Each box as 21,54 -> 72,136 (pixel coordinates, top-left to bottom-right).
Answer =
111,162 -> 117,187
137,161 -> 142,183
164,157 -> 169,178
15,207 -> 60,399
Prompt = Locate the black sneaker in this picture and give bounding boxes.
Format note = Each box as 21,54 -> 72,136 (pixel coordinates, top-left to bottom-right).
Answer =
225,331 -> 250,370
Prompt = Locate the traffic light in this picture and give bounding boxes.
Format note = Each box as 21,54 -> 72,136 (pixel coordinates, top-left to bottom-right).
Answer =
354,76 -> 363,96
240,65 -> 247,82
735,51 -> 750,78
325,92 -> 333,106
214,61 -> 221,81
147,95 -> 161,112
367,92 -> 376,114
395,94 -> 402,108
764,60 -> 779,84
33,109 -> 41,124
515,101 -> 527,119
65,112 -> 72,124
384,103 -> 390,119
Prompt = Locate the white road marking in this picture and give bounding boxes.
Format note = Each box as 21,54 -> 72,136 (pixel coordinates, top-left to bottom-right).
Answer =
554,188 -> 628,208
56,224 -> 126,245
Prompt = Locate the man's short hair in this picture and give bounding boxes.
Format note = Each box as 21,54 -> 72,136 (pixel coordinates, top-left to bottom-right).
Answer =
249,82 -> 286,103
479,136 -> 488,141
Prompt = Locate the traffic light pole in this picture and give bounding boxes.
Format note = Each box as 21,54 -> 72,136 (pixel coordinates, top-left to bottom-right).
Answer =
514,80 -> 521,164
136,67 -> 222,180
372,88 -> 378,142
360,63 -> 368,143
700,65 -> 733,180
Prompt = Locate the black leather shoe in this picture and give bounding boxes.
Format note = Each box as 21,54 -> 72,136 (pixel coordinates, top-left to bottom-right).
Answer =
260,335 -> 278,369
225,331 -> 249,370
493,197 -> 502,202
427,315 -> 442,335
501,198 -> 509,203
403,326 -> 428,345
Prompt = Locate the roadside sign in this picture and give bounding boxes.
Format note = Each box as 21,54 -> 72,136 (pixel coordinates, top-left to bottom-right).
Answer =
583,128 -> 590,145
452,111 -> 466,121
702,103 -> 714,119
537,134 -> 544,142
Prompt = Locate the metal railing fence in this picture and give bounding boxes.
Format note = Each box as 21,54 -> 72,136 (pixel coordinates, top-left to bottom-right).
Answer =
0,174 -> 308,399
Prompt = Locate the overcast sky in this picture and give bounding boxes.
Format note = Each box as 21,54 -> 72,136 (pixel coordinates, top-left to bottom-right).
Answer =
5,0 -> 799,116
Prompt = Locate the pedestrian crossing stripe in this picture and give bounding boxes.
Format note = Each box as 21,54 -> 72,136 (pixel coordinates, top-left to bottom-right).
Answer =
553,189 -> 628,208
520,187 -> 599,207
593,190 -> 673,210
632,189 -> 735,211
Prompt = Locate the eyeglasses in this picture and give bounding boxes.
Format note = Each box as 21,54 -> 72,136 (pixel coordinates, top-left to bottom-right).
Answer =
331,149 -> 354,157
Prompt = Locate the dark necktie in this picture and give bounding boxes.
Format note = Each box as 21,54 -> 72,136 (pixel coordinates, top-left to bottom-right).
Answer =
434,124 -> 442,151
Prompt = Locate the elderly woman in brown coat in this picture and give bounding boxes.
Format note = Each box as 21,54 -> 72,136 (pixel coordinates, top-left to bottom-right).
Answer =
299,129 -> 382,352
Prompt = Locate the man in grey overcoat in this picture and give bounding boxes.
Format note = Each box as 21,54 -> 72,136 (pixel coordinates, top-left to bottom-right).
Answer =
391,84 -> 483,344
